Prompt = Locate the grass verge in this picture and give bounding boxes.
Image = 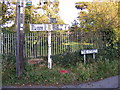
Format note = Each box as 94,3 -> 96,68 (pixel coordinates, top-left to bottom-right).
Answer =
2,54 -> 119,86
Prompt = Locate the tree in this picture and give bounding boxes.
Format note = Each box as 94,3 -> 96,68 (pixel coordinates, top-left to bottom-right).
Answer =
0,1 -> 16,32
24,0 -> 64,32
75,2 -> 119,48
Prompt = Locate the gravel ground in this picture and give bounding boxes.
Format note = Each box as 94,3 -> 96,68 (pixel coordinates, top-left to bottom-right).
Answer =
2,75 -> 120,89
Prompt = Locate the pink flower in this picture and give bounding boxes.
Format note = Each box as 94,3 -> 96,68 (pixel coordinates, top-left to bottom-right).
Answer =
59,70 -> 70,74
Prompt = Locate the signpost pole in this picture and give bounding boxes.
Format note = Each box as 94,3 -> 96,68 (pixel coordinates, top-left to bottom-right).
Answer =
93,53 -> 95,59
48,28 -> 52,69
48,12 -> 52,69
84,54 -> 86,64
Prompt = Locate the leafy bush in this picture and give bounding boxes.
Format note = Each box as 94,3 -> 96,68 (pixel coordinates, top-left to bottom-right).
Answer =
2,46 -> 119,86
52,51 -> 83,67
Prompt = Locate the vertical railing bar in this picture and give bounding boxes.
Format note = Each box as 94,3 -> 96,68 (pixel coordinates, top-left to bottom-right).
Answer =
1,33 -> 3,54
31,33 -> 33,58
56,33 -> 58,54
43,33 -> 45,56
60,33 -> 62,54
55,33 -> 56,55
34,33 -> 35,58
2,33 -> 4,54
29,33 -> 30,58
62,34 -> 66,52
42,34 -> 44,56
8,33 -> 10,54
66,33 -> 68,53
25,33 -> 27,58
3,33 -> 6,54
26,33 -> 29,58
36,33 -> 38,58
45,33 -> 46,56
32,33 -> 34,58
41,33 -> 43,56
28,33 -> 30,58
7,34 -> 10,54
40,33 -> 42,56
6,34 -> 7,54
53,33 -> 55,55
35,33 -> 36,58
38,32 -> 40,57
59,33 -> 60,54
51,33 -> 54,55
30,33 -> 32,58
5,34 -> 7,54
54,33 -> 56,55
37,32 -> 39,57
11,33 -> 13,55
23,34 -> 26,58
56,33 -> 57,55
3,33 -> 5,54
10,33 -> 12,54
13,33 -> 15,56
26,33 -> 28,58
58,33 -> 60,54
59,33 -> 61,54
46,32 -> 47,56
6,34 -> 8,54
40,32 -> 41,57
15,33 -> 17,56
61,33 -> 63,54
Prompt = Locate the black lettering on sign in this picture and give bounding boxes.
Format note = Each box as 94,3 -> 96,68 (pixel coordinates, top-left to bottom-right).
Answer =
32,25 -> 36,30
37,26 -> 43,30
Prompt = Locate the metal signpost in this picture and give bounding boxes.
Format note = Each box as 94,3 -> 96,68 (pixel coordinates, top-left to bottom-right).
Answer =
30,24 -> 69,69
26,0 -> 69,69
81,49 -> 98,64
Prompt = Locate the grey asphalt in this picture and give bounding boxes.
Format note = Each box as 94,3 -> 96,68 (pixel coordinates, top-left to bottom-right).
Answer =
2,75 -> 120,88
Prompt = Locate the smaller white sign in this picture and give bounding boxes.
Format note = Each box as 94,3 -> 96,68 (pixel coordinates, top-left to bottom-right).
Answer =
81,49 -> 98,54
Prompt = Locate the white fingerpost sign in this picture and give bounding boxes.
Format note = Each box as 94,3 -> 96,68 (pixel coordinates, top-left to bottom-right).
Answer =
30,23 -> 69,69
30,24 -> 69,31
81,49 -> 98,64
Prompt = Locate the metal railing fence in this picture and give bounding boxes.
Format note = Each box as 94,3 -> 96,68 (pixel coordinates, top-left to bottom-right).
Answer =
0,31 -> 113,58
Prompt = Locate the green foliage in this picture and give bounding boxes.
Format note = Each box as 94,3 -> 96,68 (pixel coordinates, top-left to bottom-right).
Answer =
1,2 -> 16,31
2,53 -> 119,86
0,2 -> 7,24
100,27 -> 118,48
52,52 -> 82,67
24,0 -> 64,33
74,2 -> 119,49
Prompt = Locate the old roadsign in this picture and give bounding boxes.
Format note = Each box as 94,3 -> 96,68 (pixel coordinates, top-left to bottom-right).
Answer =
26,1 -> 32,6
81,49 -> 98,54
30,24 -> 69,31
